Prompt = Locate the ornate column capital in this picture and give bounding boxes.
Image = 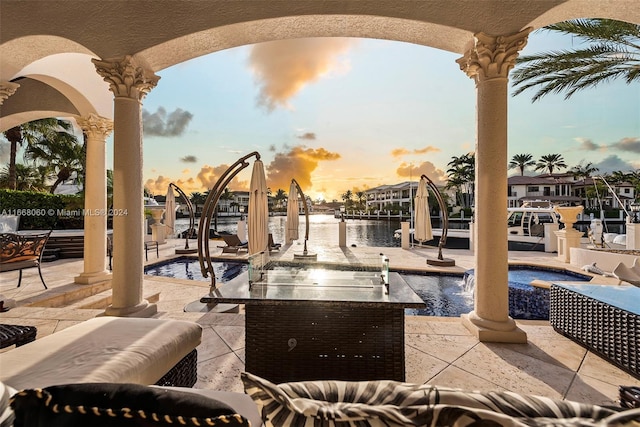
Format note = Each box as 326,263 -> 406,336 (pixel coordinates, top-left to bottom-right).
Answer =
77,113 -> 114,140
0,81 -> 20,105
92,55 -> 159,100
456,28 -> 532,82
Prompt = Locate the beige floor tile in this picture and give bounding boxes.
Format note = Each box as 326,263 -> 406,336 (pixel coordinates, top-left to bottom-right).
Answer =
565,373 -> 626,407
406,333 -> 478,364
405,345 -> 450,384
196,327 -> 236,362
428,364 -> 508,393
453,344 -> 575,399
213,325 -> 245,352
196,352 -> 246,393
577,352 -> 638,386
487,337 -> 588,373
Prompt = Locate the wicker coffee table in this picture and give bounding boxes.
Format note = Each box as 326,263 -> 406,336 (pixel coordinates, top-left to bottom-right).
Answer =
201,269 -> 424,384
550,283 -> 639,379
0,324 -> 37,349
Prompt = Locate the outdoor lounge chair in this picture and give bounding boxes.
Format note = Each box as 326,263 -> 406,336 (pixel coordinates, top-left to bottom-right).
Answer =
268,233 -> 281,251
612,259 -> 640,287
221,234 -> 248,254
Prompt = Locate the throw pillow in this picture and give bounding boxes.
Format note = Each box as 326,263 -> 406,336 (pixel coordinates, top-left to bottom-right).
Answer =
241,372 -> 628,427
10,382 -> 249,427
0,382 -> 17,427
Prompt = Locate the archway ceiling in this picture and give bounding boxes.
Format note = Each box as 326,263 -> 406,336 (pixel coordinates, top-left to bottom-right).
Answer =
1,0 -> 639,129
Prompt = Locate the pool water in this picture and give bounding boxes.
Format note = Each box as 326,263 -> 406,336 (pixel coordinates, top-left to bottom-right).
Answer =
405,266 -> 591,319
144,257 -> 247,282
145,259 -> 590,320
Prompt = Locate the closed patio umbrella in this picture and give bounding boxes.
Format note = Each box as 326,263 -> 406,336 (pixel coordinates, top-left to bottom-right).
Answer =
285,180 -> 299,244
164,186 -> 176,238
248,159 -> 269,255
414,176 -> 433,243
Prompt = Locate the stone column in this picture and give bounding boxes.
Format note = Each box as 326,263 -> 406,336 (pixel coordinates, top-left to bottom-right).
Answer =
456,29 -> 531,343
93,55 -> 159,317
0,81 -> 20,105
74,114 -> 113,285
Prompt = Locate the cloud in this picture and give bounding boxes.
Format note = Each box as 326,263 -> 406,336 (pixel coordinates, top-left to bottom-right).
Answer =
181,155 -> 197,163
145,175 -> 203,197
197,164 -> 248,191
297,132 -> 316,140
266,145 -> 341,192
575,137 -> 604,151
611,137 -> 640,153
391,146 -> 440,158
143,107 -> 193,137
249,38 -> 355,111
396,161 -> 448,186
592,155 -> 637,174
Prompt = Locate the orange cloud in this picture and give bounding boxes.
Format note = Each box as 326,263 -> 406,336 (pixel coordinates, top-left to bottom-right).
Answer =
249,38 -> 355,111
396,161 -> 448,186
266,146 -> 341,193
196,164 -> 248,192
391,146 -> 440,158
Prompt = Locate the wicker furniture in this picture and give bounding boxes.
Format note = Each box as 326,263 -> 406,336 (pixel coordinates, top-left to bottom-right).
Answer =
201,270 -> 424,383
0,231 -> 51,289
0,324 -> 37,349
550,283 -> 639,378
0,317 -> 202,390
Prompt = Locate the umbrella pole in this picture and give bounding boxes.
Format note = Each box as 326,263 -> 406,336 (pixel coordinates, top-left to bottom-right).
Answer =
170,183 -> 196,252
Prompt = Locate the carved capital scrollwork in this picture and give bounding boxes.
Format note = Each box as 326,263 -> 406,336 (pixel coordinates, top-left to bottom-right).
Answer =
77,113 -> 114,140
92,55 -> 159,100
0,81 -> 20,105
457,28 -> 532,82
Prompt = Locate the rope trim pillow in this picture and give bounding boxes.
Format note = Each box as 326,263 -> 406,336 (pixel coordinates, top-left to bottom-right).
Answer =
10,383 -> 249,427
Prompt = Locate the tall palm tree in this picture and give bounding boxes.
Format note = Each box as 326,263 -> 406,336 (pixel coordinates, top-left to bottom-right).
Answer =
0,163 -> 47,191
512,19 -> 640,102
355,191 -> 366,211
535,154 -> 567,174
273,188 -> 287,210
509,153 -> 536,176
2,118 -> 76,190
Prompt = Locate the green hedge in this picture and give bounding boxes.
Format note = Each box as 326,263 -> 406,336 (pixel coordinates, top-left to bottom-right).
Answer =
0,189 -> 84,230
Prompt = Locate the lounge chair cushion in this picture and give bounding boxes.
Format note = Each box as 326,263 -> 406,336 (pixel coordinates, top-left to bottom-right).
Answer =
241,372 -> 632,427
9,382 -> 249,426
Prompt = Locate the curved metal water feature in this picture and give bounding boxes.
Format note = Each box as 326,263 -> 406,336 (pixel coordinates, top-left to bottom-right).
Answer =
290,178 -> 317,260
169,182 -> 196,253
420,174 -> 455,266
197,151 -> 261,288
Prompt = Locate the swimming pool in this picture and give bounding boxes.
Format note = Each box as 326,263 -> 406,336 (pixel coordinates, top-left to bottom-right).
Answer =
145,259 -> 590,319
144,257 -> 247,282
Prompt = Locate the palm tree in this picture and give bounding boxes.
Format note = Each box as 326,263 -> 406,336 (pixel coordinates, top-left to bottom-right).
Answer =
512,19 -> 640,102
341,190 -> 353,210
447,153 -> 475,208
535,154 -> 567,174
355,191 -> 366,212
570,162 -> 599,180
509,153 -> 536,176
190,192 -> 206,216
273,188 -> 287,211
2,118 -> 76,190
24,130 -> 83,193
0,163 -> 47,191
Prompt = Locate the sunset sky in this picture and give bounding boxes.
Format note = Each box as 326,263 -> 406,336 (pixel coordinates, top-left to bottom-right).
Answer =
129,30 -> 638,201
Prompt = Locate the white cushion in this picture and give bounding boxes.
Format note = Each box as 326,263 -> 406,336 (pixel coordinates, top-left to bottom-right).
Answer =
0,381 -> 16,427
0,317 -> 201,390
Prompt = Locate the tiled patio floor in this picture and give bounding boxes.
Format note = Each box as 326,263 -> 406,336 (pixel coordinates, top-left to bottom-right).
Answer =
1,238 -> 636,407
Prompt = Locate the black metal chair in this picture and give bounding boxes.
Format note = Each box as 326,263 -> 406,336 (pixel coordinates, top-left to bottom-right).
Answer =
0,231 -> 51,289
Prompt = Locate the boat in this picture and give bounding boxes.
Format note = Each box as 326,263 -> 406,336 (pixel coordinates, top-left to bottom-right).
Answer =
394,203 -> 562,252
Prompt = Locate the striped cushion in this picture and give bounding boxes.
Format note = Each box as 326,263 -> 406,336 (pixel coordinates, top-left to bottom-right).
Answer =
241,372 -> 636,427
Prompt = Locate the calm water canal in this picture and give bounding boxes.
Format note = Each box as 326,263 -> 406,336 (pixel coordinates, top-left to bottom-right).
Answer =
175,214 -> 403,248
